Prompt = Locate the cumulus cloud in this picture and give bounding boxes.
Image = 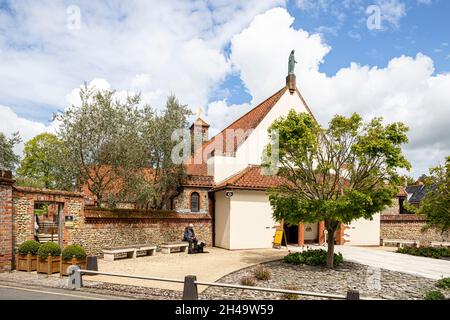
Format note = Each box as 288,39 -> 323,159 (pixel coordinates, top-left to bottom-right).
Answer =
228,8 -> 449,177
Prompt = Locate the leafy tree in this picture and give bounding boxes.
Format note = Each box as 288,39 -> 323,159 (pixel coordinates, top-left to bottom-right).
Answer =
55,84 -> 144,203
417,157 -> 450,234
118,95 -> 192,209
0,132 -> 21,171
55,84 -> 190,209
17,133 -> 65,189
263,110 -> 410,268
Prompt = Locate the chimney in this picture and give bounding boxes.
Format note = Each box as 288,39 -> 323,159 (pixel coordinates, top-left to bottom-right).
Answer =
190,117 -> 209,152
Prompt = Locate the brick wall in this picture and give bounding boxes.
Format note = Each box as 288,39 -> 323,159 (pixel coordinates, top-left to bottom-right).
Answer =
380,214 -> 450,246
0,171 -> 14,272
73,206 -> 213,256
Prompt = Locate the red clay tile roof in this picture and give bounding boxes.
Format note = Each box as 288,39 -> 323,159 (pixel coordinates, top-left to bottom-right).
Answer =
212,165 -> 287,191
185,87 -> 288,176
397,186 -> 407,197
182,175 -> 214,187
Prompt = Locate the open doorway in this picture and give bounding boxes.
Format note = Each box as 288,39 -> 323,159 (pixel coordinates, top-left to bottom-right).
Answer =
34,201 -> 64,247
282,224 -> 299,245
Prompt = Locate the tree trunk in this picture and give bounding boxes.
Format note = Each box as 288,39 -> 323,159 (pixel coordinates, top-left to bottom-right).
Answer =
325,220 -> 338,269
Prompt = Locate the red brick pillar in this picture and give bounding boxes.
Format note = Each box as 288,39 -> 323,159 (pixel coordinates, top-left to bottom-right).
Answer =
298,223 -> 304,246
318,221 -> 325,245
0,170 -> 15,272
335,223 -> 346,245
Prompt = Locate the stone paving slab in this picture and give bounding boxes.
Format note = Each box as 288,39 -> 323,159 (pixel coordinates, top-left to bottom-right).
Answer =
83,247 -> 286,293
298,245 -> 450,280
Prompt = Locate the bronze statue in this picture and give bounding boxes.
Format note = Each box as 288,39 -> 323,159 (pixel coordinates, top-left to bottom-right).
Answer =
288,50 -> 297,75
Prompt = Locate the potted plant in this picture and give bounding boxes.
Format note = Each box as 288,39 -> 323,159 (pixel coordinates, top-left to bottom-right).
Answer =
37,242 -> 61,275
16,240 -> 41,272
60,245 -> 87,276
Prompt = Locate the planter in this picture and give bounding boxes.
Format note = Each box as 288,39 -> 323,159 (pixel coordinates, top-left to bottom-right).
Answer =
16,253 -> 37,272
37,254 -> 61,275
60,256 -> 87,276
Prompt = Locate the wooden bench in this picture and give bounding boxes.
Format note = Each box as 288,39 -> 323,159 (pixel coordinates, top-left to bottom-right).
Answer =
431,241 -> 450,248
102,244 -> 157,261
381,239 -> 420,248
160,242 -> 189,254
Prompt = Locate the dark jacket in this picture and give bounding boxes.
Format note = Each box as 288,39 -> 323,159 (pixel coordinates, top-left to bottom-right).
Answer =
183,227 -> 195,241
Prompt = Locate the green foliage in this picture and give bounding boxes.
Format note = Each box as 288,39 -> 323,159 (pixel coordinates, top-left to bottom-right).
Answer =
282,285 -> 300,300
283,250 -> 344,267
17,240 -> 41,255
417,157 -> 450,234
17,133 -> 69,189
397,246 -> 450,259
425,290 -> 446,300
0,132 -> 21,171
55,84 -> 190,209
253,266 -> 272,281
436,278 -> 450,290
37,242 -> 61,260
240,276 -> 257,286
61,245 -> 87,261
263,110 -> 410,268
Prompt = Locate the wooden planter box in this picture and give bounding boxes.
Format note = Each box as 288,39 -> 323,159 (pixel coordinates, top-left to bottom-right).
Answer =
16,253 -> 38,272
37,254 -> 61,275
60,256 -> 87,276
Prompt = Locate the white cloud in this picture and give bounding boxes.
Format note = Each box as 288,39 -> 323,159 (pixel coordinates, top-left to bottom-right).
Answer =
229,8 -> 449,178
230,8 -> 330,105
376,0 -> 406,27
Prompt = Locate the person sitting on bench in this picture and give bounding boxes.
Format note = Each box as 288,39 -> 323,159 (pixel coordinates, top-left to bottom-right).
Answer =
183,223 -> 198,254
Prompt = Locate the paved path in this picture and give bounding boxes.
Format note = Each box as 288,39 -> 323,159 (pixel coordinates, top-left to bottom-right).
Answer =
83,247 -> 286,293
307,245 -> 450,280
0,284 -> 129,300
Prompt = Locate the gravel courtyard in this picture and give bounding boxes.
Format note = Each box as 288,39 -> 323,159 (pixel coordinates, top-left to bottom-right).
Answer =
202,260 -> 449,300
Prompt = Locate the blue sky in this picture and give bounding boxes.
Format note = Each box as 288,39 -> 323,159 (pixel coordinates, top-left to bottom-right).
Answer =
0,0 -> 449,177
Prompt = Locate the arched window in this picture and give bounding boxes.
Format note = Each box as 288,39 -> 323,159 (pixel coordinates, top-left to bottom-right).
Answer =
190,192 -> 200,212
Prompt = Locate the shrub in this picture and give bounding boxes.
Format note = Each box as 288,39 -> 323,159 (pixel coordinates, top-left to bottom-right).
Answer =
253,266 -> 272,281
17,240 -> 41,255
436,278 -> 450,290
425,290 -> 446,300
61,245 -> 87,261
283,249 -> 344,267
37,242 -> 61,260
240,276 -> 256,286
397,247 -> 450,259
282,285 -> 300,300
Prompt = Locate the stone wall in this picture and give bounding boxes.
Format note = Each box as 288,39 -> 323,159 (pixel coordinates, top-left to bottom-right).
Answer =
173,187 -> 209,214
73,206 -> 213,256
0,171 -> 14,272
380,214 -> 450,246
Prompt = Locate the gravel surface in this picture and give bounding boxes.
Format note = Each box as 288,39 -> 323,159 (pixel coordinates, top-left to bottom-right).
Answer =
1,260 -> 449,300
202,260 -> 450,300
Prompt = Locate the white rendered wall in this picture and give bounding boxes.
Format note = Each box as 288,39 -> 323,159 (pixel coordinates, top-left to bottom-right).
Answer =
209,89 -> 310,183
344,213 -> 381,246
228,191 -> 278,249
214,191 -> 231,249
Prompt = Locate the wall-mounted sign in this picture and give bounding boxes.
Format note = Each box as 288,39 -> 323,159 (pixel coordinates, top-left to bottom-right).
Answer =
225,191 -> 234,198
64,215 -> 74,228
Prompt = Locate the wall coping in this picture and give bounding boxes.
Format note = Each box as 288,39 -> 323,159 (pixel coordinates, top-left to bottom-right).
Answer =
13,186 -> 84,198
381,214 -> 427,222
84,205 -> 212,220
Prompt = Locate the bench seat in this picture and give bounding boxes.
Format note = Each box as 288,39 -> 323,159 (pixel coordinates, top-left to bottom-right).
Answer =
431,241 -> 450,248
160,242 -> 189,254
102,244 -> 157,261
382,239 -> 420,248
